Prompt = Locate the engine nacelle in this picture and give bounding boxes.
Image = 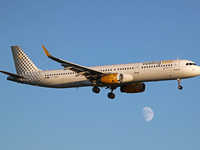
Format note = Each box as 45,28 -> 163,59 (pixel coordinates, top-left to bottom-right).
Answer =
101,73 -> 123,84
120,83 -> 145,93
123,74 -> 133,82
101,73 -> 133,84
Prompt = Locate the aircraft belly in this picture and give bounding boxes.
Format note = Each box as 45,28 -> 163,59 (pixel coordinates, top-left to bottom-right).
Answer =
45,76 -> 92,88
52,80 -> 93,88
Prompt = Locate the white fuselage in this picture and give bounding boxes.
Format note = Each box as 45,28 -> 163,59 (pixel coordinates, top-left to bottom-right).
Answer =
25,59 -> 200,88
3,45 -> 200,99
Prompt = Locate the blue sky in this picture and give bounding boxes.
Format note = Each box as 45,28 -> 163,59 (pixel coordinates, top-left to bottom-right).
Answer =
0,0 -> 200,150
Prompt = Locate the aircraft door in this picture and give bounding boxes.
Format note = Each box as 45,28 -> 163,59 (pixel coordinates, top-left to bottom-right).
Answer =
174,60 -> 180,70
134,66 -> 139,74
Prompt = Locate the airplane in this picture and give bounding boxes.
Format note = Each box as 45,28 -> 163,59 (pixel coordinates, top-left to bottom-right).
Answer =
1,46 -> 200,99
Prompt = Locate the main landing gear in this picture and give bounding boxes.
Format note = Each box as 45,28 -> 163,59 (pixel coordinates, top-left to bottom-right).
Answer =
108,91 -> 115,99
92,86 -> 100,93
177,78 -> 183,90
92,86 -> 116,99
107,87 -> 116,99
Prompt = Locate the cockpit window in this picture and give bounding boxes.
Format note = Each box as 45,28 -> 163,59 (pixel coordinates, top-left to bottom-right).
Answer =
186,63 -> 197,66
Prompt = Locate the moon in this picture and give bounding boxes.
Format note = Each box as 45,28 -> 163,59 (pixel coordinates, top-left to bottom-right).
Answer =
142,107 -> 154,121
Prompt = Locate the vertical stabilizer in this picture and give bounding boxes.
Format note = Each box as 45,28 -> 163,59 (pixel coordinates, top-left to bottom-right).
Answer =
11,46 -> 40,75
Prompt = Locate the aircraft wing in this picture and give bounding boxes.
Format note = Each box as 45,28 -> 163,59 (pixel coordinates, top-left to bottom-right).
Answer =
42,45 -> 104,78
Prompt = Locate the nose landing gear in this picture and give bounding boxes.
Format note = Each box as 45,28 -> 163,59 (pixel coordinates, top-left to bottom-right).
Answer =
177,78 -> 183,90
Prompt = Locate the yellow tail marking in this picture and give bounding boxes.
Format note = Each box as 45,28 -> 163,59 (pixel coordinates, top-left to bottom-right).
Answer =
42,45 -> 51,57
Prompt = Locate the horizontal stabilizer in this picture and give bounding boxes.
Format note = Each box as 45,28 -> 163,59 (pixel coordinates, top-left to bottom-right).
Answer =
0,70 -> 26,79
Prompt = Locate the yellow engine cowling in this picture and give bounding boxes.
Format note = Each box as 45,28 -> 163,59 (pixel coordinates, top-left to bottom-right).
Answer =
120,83 -> 145,93
101,73 -> 133,84
101,73 -> 123,84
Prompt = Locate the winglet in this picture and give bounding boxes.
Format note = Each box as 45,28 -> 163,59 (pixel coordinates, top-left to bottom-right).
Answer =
42,45 -> 51,57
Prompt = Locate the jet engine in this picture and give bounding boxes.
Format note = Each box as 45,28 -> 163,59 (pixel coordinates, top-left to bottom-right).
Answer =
101,73 -> 133,84
120,83 -> 145,93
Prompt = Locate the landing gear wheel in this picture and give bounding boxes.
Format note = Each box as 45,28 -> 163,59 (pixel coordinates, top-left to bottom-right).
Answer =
177,78 -> 183,90
107,92 -> 115,99
178,85 -> 183,90
92,86 -> 100,94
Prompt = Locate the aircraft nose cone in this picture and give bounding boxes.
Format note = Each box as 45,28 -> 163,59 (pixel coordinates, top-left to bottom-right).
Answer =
197,66 -> 200,75
199,67 -> 200,75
